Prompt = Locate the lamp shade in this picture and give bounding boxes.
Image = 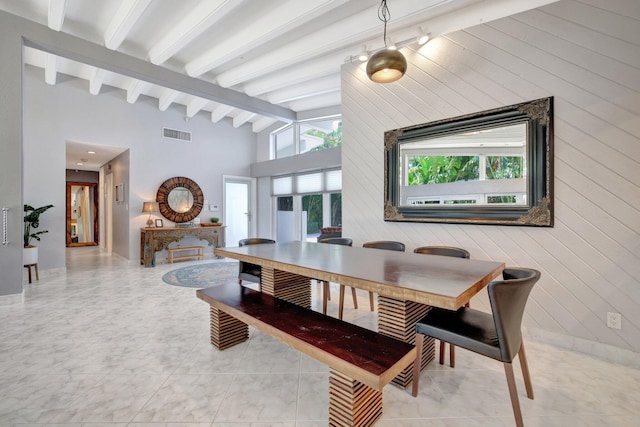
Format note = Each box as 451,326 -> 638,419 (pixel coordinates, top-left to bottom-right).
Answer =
142,201 -> 159,213
366,48 -> 407,83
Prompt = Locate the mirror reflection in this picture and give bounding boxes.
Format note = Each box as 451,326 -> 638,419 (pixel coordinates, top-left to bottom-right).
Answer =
385,97 -> 553,226
399,123 -> 528,207
66,182 -> 98,246
168,188 -> 194,213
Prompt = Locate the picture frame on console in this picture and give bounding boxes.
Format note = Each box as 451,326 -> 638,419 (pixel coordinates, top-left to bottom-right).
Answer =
155,219 -> 163,228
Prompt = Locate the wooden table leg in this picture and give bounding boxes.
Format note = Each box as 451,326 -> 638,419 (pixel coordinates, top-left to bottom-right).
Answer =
377,296 -> 435,388
260,267 -> 312,308
329,369 -> 382,427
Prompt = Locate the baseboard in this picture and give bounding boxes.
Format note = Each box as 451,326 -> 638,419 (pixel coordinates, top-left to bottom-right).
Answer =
523,326 -> 640,369
0,291 -> 24,306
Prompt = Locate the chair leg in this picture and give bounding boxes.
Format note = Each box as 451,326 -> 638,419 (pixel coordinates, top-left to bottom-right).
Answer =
503,362 -> 525,427
338,285 -> 346,320
449,344 -> 455,368
238,279 -> 242,285
26,265 -> 32,284
518,341 -> 534,399
350,286 -> 358,309
411,333 -> 424,397
34,263 -> 39,280
368,291 -> 374,311
439,341 -> 445,365
322,281 -> 329,315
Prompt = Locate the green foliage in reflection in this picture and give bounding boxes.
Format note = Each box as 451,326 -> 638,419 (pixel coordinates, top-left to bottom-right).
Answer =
485,156 -> 523,179
408,156 -> 479,185
308,121 -> 342,151
331,193 -> 342,226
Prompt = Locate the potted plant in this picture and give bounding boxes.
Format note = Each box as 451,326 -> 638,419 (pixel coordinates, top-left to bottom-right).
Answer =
24,204 -> 54,265
210,217 -> 221,226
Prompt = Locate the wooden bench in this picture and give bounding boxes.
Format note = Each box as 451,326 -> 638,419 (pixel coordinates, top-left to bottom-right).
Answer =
197,283 -> 416,427
167,246 -> 204,263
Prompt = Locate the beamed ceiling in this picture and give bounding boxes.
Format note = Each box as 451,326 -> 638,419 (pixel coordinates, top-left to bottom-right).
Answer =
1,0 -> 556,137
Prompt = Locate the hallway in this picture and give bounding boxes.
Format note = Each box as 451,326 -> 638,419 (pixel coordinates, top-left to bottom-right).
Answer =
1,247 -> 638,426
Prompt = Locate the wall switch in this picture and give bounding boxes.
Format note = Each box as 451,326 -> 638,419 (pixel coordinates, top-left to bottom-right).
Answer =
606,312 -> 622,330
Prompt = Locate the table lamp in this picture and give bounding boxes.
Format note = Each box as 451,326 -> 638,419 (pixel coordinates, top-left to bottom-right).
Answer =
142,201 -> 159,227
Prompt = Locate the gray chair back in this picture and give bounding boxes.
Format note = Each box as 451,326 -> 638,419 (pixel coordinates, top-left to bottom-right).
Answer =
319,237 -> 353,246
414,245 -> 470,258
239,238 -> 276,246
363,240 -> 405,252
489,268 -> 541,362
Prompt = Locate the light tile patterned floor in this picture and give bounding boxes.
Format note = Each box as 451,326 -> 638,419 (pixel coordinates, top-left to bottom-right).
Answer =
1,247 -> 638,426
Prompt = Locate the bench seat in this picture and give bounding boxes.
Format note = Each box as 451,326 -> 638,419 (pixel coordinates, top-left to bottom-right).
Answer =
197,283 -> 415,390
197,283 -> 416,426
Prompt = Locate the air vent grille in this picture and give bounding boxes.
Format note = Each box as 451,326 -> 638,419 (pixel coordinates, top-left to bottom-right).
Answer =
162,127 -> 192,142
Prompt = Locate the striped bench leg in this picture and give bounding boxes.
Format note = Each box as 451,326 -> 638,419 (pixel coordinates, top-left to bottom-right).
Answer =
377,296 -> 435,388
329,369 -> 382,427
209,306 -> 248,350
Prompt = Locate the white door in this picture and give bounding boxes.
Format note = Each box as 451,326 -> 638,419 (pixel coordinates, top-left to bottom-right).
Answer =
223,176 -> 255,247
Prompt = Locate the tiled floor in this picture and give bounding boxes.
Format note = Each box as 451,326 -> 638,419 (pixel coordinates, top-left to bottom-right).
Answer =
1,247 -> 638,427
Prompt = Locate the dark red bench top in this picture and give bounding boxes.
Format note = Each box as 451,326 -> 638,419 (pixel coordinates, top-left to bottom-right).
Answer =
197,283 -> 415,390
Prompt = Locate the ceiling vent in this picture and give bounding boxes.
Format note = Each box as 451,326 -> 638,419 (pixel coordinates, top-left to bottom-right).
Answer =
162,127 -> 192,142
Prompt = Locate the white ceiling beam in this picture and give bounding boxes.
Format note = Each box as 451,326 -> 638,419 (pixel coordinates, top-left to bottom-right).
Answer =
267,74 -> 341,105
126,79 -> 147,104
149,0 -> 246,65
214,1 -> 387,87
244,50 -> 346,96
211,105 -> 235,123
233,111 -> 257,128
186,97 -> 210,118
104,0 -> 153,50
286,91 -> 341,112
158,88 -> 180,111
44,53 -> 57,85
185,0 -> 349,77
252,117 -> 278,134
89,68 -> 106,95
48,0 -> 66,31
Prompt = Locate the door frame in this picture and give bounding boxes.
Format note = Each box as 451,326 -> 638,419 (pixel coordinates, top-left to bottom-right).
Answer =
223,175 -> 256,242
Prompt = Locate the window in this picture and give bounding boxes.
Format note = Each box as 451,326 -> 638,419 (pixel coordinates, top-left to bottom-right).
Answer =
271,116 -> 342,159
272,170 -> 342,241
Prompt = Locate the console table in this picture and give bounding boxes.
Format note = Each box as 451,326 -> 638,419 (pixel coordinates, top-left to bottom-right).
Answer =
140,226 -> 226,267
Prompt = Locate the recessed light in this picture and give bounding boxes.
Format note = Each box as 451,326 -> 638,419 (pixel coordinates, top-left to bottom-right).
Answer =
76,162 -> 84,166
87,150 -> 96,154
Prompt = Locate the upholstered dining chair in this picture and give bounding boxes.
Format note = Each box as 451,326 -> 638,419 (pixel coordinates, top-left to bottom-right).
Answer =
318,237 -> 355,319
413,245 -> 470,367
411,268 -> 541,427
237,238 -> 276,286
362,240 -> 406,311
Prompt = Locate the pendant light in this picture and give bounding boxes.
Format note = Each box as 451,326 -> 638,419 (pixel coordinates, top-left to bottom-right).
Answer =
366,0 -> 407,83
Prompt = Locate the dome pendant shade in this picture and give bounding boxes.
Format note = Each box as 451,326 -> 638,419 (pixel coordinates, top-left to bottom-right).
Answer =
366,48 -> 407,83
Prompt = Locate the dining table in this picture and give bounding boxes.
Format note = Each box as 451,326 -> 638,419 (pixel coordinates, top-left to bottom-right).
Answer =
214,240 -> 505,387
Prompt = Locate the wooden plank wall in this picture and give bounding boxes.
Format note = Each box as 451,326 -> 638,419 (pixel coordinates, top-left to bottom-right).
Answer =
341,0 -> 640,354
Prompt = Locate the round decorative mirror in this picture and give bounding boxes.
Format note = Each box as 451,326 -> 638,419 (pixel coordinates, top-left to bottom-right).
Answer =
156,176 -> 203,223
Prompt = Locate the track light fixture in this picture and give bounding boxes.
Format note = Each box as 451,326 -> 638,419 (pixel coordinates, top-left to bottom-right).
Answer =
358,46 -> 369,62
366,0 -> 407,83
417,26 -> 430,45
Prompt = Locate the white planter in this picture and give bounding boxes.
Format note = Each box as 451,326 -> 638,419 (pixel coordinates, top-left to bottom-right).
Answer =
23,245 -> 38,265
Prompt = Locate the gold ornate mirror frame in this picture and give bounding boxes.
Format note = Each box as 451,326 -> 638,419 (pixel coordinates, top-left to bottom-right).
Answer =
156,176 -> 204,223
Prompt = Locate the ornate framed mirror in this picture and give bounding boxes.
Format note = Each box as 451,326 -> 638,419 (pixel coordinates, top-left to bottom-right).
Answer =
156,176 -> 204,223
385,97 -> 553,226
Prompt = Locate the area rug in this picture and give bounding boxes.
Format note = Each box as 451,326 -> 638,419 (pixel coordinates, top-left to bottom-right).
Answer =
162,262 -> 239,288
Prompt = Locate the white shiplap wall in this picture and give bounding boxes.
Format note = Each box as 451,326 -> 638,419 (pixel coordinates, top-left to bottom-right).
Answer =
341,0 -> 640,353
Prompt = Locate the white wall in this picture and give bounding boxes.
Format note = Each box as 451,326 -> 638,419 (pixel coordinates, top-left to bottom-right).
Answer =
23,66 -> 257,266
341,0 -> 640,353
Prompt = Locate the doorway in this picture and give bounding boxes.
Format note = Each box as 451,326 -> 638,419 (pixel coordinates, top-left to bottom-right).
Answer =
223,176 -> 255,247
66,182 -> 98,246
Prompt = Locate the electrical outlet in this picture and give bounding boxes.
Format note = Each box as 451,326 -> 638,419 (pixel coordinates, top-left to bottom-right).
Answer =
606,312 -> 622,330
